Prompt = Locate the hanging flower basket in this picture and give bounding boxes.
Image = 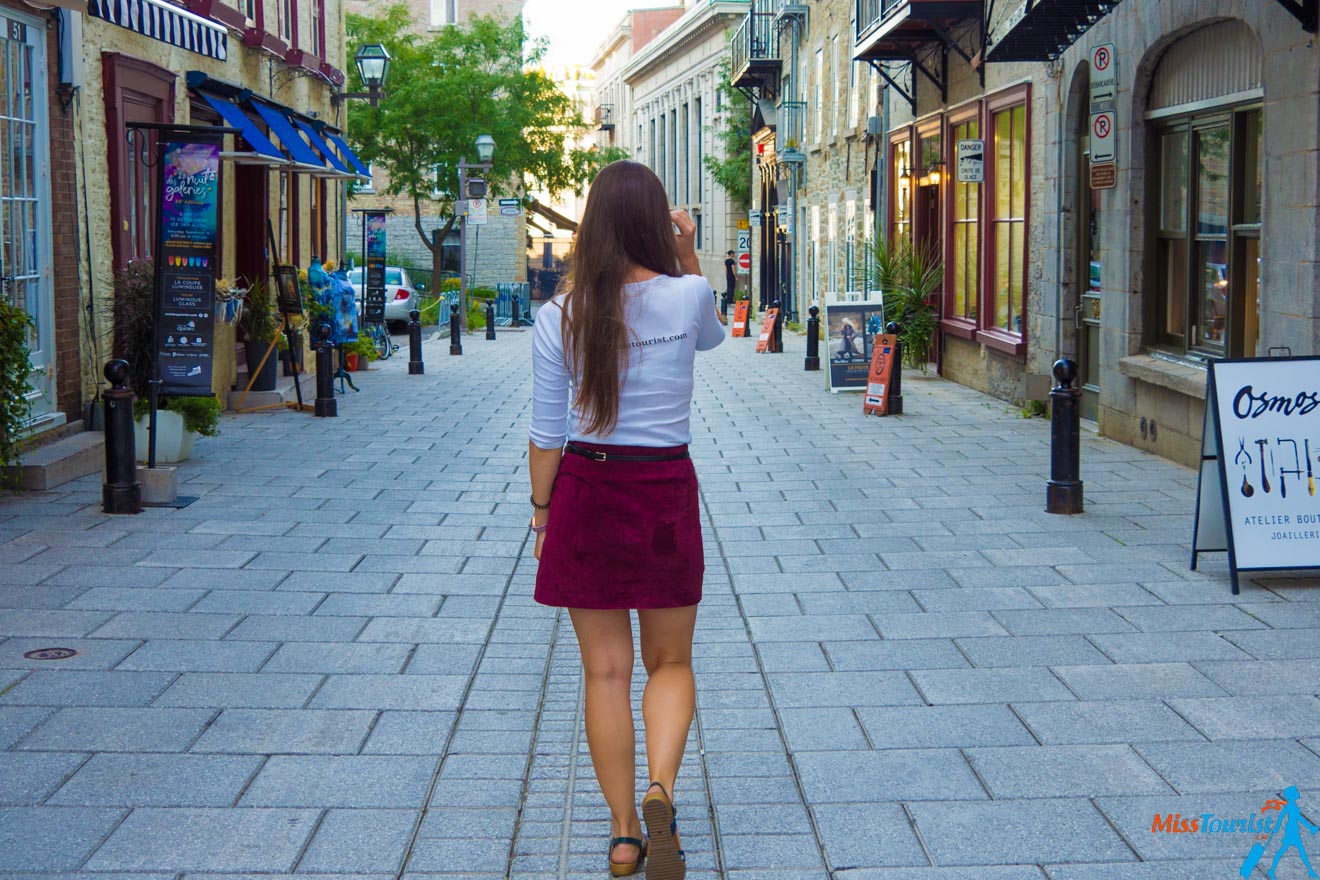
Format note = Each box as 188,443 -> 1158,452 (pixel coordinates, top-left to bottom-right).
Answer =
215,280 -> 247,326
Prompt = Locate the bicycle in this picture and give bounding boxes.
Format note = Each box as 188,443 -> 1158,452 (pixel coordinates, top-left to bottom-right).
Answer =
364,320 -> 396,360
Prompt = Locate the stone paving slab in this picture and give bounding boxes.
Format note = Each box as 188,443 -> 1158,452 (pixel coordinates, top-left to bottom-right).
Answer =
1,328 -> 1316,878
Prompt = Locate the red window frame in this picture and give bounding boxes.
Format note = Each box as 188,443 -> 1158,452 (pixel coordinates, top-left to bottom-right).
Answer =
980,83 -> 1031,358
103,54 -> 175,269
941,100 -> 982,341
888,128 -> 912,245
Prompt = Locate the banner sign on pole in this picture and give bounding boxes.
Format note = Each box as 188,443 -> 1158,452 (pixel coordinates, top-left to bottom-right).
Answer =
155,138 -> 220,397
755,307 -> 779,353
1192,356 -> 1320,594
731,300 -> 751,337
862,333 -> 899,416
363,211 -> 387,325
825,299 -> 886,391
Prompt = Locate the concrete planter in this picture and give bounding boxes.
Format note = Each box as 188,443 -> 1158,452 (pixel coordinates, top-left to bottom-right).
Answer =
133,410 -> 197,464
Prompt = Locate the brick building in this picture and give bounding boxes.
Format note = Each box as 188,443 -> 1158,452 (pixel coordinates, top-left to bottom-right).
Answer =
344,0 -> 527,288
730,0 -> 1320,466
1,4 -> 83,435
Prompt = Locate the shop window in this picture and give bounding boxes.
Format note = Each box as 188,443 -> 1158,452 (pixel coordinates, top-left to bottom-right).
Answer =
987,90 -> 1028,348
946,109 -> 980,326
1152,106 -> 1261,358
103,55 -> 175,269
889,133 -> 911,244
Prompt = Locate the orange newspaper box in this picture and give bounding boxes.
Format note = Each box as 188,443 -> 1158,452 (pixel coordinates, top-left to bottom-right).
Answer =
731,300 -> 751,337
862,333 -> 898,415
755,308 -> 779,353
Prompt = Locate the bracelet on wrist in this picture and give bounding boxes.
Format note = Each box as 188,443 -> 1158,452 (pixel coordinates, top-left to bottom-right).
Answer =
529,516 -> 548,534
530,494 -> 551,511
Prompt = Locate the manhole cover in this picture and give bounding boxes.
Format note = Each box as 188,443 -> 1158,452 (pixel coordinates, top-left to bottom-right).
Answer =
22,648 -> 78,661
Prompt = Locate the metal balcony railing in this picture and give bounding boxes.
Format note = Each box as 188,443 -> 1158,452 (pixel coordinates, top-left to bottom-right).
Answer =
856,0 -> 909,42
594,104 -> 615,130
776,101 -> 807,161
731,10 -> 780,84
773,0 -> 808,19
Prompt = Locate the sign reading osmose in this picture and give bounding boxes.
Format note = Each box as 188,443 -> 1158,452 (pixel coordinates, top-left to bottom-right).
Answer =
1208,358 -> 1320,572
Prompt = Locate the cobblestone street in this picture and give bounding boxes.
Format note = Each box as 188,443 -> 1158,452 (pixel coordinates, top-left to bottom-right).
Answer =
2,327 -> 1318,879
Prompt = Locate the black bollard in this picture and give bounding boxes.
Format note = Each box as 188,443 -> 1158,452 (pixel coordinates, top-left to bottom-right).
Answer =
805,305 -> 821,370
511,295 -> 521,328
314,323 -> 337,417
1046,358 -> 1084,514
449,302 -> 462,355
771,300 -> 784,353
408,309 -> 425,375
101,359 -> 141,515
485,301 -> 496,340
885,321 -> 904,415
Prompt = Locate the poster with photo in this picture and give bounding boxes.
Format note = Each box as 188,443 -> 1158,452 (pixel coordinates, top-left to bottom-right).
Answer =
824,300 -> 886,391
363,211 -> 387,325
156,138 -> 220,397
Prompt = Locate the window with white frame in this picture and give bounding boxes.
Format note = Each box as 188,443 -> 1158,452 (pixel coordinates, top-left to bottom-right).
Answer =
430,0 -> 456,27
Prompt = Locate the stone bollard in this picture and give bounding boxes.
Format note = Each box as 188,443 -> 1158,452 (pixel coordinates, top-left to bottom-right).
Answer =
485,301 -> 496,340
449,302 -> 463,355
408,309 -> 425,375
805,305 -> 821,371
1046,358 -> 1084,514
314,323 -> 337,417
885,321 -> 904,415
101,360 -> 141,515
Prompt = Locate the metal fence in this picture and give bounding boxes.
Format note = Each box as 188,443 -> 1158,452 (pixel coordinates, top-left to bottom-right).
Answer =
856,0 -> 908,41
731,11 -> 779,78
494,283 -> 533,326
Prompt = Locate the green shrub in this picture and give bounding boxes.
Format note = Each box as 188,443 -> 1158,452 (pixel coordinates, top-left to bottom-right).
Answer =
132,395 -> 222,437
0,299 -> 33,469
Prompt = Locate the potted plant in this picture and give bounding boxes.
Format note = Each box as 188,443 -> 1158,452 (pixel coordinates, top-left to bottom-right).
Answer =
240,280 -> 279,392
346,332 -> 377,371
112,259 -> 222,463
865,236 -> 942,372
278,323 -> 305,376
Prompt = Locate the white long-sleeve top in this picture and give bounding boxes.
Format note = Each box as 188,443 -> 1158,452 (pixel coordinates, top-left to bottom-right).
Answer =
529,274 -> 726,449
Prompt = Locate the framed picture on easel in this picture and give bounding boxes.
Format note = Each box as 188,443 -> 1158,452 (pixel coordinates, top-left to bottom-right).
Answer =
274,265 -> 302,316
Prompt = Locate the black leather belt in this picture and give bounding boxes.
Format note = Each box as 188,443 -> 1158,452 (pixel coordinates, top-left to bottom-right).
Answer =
564,442 -> 689,463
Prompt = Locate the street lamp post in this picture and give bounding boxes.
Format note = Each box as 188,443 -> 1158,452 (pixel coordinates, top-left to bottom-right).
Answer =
458,134 -> 496,326
332,44 -> 392,107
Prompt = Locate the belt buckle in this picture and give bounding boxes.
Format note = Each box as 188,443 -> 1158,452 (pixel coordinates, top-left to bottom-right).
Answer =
591,449 -> 608,462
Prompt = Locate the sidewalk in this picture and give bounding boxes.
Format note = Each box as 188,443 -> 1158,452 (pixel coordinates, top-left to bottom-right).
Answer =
1,326 -> 1318,880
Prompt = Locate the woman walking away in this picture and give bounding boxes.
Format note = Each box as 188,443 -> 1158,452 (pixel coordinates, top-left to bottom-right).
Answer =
528,160 -> 726,879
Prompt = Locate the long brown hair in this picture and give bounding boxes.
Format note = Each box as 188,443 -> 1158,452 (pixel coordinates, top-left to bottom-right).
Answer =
560,160 -> 680,435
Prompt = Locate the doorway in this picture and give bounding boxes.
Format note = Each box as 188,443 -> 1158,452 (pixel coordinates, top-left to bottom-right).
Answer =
0,13 -> 56,425
1068,63 -> 1100,423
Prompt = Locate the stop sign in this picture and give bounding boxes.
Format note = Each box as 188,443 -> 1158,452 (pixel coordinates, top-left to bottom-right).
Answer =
737,252 -> 751,271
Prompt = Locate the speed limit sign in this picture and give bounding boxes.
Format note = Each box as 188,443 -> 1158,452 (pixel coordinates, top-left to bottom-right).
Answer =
736,230 -> 750,252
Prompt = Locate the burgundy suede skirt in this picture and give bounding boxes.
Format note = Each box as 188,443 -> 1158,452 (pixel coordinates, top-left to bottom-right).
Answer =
534,442 -> 703,610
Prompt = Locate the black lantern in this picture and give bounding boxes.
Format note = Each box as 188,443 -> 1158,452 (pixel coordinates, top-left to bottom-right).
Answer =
334,44 -> 392,106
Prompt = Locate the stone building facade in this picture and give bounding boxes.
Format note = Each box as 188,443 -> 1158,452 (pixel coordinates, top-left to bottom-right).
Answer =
344,0 -> 526,288
76,0 -> 354,402
610,0 -> 749,285
730,0 -> 1320,467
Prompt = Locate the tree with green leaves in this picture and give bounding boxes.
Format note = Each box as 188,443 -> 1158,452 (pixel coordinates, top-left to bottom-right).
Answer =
702,59 -> 752,211
346,8 -> 625,292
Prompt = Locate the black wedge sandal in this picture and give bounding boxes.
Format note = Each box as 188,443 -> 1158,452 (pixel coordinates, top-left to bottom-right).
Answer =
641,782 -> 685,880
608,835 -> 647,877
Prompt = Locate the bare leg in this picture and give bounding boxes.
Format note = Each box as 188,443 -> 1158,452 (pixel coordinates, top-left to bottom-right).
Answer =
637,604 -> 699,799
568,608 -> 642,865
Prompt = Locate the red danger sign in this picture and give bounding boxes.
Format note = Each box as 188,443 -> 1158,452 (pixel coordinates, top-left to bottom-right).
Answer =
738,252 -> 751,271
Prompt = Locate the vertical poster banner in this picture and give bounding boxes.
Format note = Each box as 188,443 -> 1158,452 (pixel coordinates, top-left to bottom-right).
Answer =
825,300 -> 886,391
156,138 -> 221,397
363,211 -> 387,325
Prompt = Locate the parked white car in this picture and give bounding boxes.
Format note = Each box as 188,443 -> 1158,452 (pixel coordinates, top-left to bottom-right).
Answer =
349,266 -> 419,327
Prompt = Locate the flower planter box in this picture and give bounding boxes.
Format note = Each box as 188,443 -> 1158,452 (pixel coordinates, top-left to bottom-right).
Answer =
133,409 -> 197,464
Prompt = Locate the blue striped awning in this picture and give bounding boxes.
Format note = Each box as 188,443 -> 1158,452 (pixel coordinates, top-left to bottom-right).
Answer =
90,0 -> 227,61
199,93 -> 287,165
324,132 -> 371,179
249,102 -> 326,171
293,119 -> 354,177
